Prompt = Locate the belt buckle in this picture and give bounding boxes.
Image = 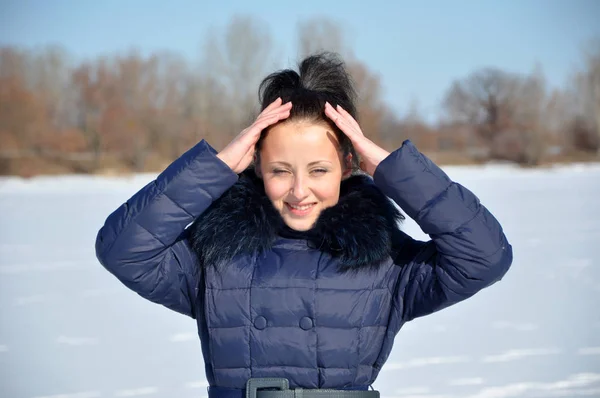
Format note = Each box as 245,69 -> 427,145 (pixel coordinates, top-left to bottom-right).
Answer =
246,378 -> 290,398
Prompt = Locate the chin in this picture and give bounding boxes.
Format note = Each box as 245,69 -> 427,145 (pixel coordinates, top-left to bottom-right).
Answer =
283,218 -> 315,231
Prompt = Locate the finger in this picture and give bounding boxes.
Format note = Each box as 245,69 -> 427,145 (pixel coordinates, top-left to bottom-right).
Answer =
333,105 -> 364,140
249,109 -> 291,136
325,102 -> 355,136
336,105 -> 363,135
324,101 -> 340,122
247,111 -> 285,135
259,100 -> 292,119
261,97 -> 283,114
259,105 -> 292,123
330,104 -> 362,138
240,112 -> 286,148
255,107 -> 291,127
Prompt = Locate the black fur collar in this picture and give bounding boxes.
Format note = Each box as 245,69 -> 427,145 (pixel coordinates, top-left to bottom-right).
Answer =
187,169 -> 405,272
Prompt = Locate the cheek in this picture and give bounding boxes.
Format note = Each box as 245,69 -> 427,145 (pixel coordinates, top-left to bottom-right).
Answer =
263,178 -> 290,202
313,180 -> 341,204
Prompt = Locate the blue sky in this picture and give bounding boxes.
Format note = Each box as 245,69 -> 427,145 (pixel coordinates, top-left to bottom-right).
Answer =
1,0 -> 599,122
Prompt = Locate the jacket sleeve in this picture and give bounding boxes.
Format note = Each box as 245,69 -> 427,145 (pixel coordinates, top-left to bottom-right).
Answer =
373,140 -> 513,322
95,140 -> 239,318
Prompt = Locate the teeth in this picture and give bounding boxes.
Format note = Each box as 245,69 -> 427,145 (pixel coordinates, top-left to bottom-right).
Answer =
289,203 -> 314,211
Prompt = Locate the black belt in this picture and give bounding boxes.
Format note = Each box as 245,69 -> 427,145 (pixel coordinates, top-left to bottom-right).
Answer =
246,378 -> 380,398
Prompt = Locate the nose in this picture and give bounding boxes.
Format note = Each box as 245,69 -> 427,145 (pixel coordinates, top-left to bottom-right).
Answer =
290,174 -> 308,199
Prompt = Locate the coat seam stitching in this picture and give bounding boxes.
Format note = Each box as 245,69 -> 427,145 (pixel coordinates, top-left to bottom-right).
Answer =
314,252 -> 321,387
248,253 -> 258,378
163,190 -> 195,219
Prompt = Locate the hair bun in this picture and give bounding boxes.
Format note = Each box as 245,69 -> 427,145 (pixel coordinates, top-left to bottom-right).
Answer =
298,52 -> 356,103
259,52 -> 357,118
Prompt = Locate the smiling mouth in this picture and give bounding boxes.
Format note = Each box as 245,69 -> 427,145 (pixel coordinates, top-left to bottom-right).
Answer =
285,202 -> 317,215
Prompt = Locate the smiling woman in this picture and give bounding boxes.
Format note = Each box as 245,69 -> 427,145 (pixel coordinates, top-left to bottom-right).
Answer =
258,121 -> 349,231
95,52 -> 513,398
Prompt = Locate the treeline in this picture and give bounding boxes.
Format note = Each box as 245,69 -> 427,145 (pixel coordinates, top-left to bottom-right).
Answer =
1,16 -> 599,176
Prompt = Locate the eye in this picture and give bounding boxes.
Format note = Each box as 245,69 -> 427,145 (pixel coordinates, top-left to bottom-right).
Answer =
311,168 -> 328,175
272,169 -> 289,175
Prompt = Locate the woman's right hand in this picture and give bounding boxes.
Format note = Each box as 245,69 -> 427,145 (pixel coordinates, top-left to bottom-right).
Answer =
217,98 -> 292,174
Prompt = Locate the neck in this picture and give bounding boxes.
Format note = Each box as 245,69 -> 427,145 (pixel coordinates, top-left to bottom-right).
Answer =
278,223 -> 314,240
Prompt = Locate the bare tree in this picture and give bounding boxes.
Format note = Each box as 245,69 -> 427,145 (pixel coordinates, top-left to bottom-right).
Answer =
512,63 -> 547,164
150,51 -> 191,158
201,15 -> 278,140
71,60 -> 108,167
443,68 -> 520,143
347,59 -> 388,143
297,17 -> 350,59
543,88 -> 574,149
188,43 -> 235,150
0,74 -> 45,154
295,17 -> 392,145
28,46 -> 72,130
571,40 -> 600,155
443,66 -> 551,164
0,47 -> 29,83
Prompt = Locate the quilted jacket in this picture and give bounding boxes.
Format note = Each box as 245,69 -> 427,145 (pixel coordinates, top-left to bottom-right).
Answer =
95,139 -> 513,397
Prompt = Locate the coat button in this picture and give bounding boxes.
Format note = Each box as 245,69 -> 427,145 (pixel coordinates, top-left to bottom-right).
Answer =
254,316 -> 267,330
299,316 -> 313,330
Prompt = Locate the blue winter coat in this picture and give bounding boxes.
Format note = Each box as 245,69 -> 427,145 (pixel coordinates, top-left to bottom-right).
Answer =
95,139 -> 512,397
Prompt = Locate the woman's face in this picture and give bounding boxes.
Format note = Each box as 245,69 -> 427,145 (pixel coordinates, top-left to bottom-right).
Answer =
258,120 -> 349,231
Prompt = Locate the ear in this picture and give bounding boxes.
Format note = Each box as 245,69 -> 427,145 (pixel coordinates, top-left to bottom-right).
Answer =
341,153 -> 353,180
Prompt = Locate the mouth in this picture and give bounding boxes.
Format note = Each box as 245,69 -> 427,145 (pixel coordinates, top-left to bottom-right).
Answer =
285,202 -> 317,216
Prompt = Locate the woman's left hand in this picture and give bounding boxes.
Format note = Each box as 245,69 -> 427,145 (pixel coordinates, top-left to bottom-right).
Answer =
325,102 -> 390,176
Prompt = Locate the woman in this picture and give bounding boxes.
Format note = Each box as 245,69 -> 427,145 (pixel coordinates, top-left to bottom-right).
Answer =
95,53 -> 512,398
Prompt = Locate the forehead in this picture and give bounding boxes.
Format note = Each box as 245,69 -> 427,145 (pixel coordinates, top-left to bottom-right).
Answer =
261,121 -> 341,160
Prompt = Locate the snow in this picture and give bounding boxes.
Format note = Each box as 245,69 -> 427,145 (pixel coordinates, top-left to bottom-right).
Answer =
1,163 -> 599,398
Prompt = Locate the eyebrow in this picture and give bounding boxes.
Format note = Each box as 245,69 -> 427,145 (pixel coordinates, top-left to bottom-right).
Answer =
269,161 -> 333,167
